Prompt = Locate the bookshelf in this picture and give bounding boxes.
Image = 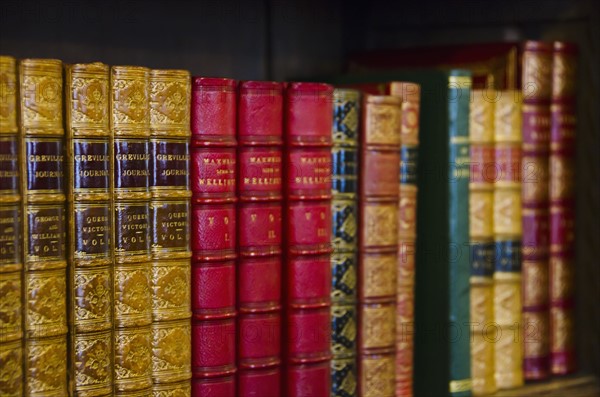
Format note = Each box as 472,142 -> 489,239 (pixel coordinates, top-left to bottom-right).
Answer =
1,0 -> 598,394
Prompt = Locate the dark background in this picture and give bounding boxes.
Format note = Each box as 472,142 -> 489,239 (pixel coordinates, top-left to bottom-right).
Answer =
1,0 -> 598,379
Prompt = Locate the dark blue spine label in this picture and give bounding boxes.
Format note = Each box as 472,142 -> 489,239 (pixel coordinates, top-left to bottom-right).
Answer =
332,148 -> 358,195
495,240 -> 522,273
470,241 -> 495,277
400,145 -> 419,185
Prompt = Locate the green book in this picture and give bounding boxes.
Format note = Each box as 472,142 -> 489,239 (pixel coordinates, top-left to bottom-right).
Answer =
328,70 -> 473,397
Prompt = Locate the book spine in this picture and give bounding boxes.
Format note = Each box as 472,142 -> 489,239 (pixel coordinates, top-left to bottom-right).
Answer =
190,77 -> 237,396
493,90 -> 524,389
283,82 -> 333,397
65,62 -> 113,396
358,95 -> 401,397
549,41 -> 577,376
110,65 -> 153,394
330,89 -> 360,397
468,89 -> 496,396
0,55 -> 23,396
237,81 -> 283,396
521,41 -> 553,381
448,72 -> 472,397
19,58 -> 68,397
149,69 -> 192,394
390,82 -> 420,397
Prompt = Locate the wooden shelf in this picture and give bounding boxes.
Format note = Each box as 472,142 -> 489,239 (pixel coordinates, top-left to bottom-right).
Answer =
494,375 -> 600,396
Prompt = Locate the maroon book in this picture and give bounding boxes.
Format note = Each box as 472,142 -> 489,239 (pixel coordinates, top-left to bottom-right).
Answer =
283,82 -> 334,397
237,81 -> 284,396
190,77 -> 238,396
549,41 -> 577,376
521,41 -> 553,381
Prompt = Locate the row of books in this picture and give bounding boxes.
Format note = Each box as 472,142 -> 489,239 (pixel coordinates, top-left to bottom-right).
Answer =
329,39 -> 578,396
0,38 -> 577,397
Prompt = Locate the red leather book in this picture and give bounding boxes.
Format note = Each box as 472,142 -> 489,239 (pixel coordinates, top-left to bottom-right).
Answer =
549,41 -> 577,376
237,81 -> 283,396
521,41 -> 553,381
358,95 -> 401,397
190,77 -> 237,396
283,82 -> 334,397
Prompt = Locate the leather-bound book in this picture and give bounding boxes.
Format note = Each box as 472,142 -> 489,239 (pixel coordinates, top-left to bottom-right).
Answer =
493,90 -> 524,389
389,82 -> 420,397
283,82 -> 333,397
149,69 -> 192,395
65,62 -> 113,396
110,65 -> 153,394
0,55 -> 23,396
521,41 -> 552,381
358,95 -> 401,397
19,58 -> 68,397
190,77 -> 237,396
236,81 -> 283,397
549,42 -> 577,376
468,89 -> 496,396
330,88 -> 360,397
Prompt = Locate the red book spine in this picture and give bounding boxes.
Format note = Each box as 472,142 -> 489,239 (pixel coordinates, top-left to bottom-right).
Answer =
549,41 -> 577,375
190,77 -> 237,396
283,82 -> 334,397
521,41 -> 553,381
236,81 -> 283,396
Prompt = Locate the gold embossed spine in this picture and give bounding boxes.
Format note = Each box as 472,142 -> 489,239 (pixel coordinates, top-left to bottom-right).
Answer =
468,90 -> 497,396
493,90 -> 524,389
111,66 -> 152,393
390,82 -> 420,397
19,58 -> 68,396
149,69 -> 192,388
65,62 -> 114,396
358,95 -> 401,397
0,55 -> 23,397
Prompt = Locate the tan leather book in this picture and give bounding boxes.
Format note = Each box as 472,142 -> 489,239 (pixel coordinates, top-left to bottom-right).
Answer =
0,55 -> 23,396
469,89 -> 497,396
149,69 -> 192,395
110,66 -> 153,394
65,62 -> 113,396
358,95 -> 401,397
20,58 -> 68,396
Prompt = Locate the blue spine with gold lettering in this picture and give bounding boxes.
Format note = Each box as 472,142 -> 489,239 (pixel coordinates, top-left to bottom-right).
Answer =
330,89 -> 360,397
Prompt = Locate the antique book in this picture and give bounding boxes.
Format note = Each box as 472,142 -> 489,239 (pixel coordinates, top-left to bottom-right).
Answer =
65,62 -> 113,396
19,58 -> 68,397
358,94 -> 401,397
468,89 -> 496,396
521,41 -> 553,381
549,41 -> 577,376
493,90 -> 524,389
330,88 -> 360,397
330,70 -> 473,396
237,81 -> 283,396
390,82 -> 420,397
149,69 -> 192,394
110,65 -> 153,394
190,77 -> 237,396
283,82 -> 333,397
0,55 -> 23,396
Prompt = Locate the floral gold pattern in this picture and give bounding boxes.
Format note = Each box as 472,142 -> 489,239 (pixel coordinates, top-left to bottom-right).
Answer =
73,267 -> 112,332
19,59 -> 63,135
152,380 -> 192,397
111,66 -> 150,136
362,203 -> 398,247
150,70 -> 190,136
0,56 -> 18,133
151,320 -> 192,383
25,335 -> 67,396
66,63 -> 110,134
361,355 -> 395,397
151,261 -> 191,321
361,253 -> 396,299
364,96 -> 401,146
114,327 -> 152,392
361,304 -> 395,349
73,330 -> 112,396
25,269 -> 67,338
114,264 -> 152,327
0,339 -> 22,395
0,271 -> 22,341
